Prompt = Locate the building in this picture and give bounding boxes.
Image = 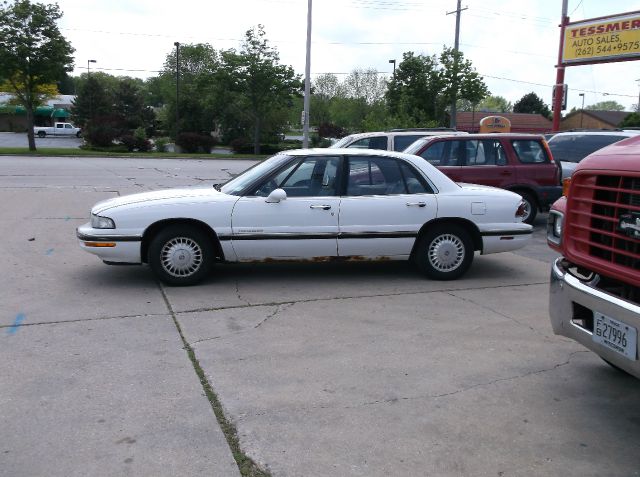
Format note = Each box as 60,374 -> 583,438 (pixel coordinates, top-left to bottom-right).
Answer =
560,110 -> 631,130
0,94 -> 75,132
456,111 -> 552,134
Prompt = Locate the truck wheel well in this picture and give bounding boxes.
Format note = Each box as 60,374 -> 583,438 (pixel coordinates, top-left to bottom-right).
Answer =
410,218 -> 483,258
141,219 -> 223,264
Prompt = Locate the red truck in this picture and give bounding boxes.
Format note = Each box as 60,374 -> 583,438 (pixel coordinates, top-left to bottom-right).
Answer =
547,135 -> 640,378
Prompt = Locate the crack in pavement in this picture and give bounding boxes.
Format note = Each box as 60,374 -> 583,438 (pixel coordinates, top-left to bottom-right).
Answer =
237,350 -> 592,420
0,312 -> 169,330
235,279 -> 251,306
446,290 -> 549,338
188,303 -> 296,347
254,303 -> 295,329
174,281 -> 549,316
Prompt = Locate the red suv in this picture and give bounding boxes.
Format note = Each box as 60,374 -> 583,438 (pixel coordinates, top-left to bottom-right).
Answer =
404,133 -> 561,224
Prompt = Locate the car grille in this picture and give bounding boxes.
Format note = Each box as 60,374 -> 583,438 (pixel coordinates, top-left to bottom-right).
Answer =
565,172 -> 640,288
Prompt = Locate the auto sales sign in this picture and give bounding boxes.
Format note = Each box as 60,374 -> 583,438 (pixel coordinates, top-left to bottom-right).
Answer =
563,11 -> 640,65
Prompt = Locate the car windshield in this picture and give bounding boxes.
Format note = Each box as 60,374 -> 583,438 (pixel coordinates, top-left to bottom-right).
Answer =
402,138 -> 430,154
547,135 -> 629,163
220,155 -> 292,196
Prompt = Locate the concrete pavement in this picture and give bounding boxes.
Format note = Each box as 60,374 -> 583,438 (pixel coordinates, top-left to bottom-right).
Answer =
1,155 -> 639,477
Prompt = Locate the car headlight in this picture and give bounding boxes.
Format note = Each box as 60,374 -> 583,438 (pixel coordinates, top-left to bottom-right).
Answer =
91,213 -> 115,229
547,210 -> 563,245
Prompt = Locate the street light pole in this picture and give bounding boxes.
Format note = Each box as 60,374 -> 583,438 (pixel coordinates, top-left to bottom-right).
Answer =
87,59 -> 96,122
302,0 -> 312,149
174,42 -> 180,140
579,93 -> 585,128
389,59 -> 396,75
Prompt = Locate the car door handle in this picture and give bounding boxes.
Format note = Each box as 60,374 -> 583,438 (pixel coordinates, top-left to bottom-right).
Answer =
310,204 -> 331,210
406,202 -> 426,207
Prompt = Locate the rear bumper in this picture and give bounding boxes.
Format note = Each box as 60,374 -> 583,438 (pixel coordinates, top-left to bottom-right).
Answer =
549,257 -> 640,378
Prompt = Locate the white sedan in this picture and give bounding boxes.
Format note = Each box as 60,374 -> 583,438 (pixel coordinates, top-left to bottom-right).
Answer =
77,149 -> 532,286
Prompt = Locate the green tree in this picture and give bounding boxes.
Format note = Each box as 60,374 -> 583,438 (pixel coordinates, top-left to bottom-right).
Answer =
71,75 -> 113,127
160,43 -> 222,137
620,112 -> 640,127
513,92 -> 551,118
438,47 -> 489,125
585,100 -> 625,111
221,25 -> 302,153
386,48 -> 488,127
0,0 -> 74,150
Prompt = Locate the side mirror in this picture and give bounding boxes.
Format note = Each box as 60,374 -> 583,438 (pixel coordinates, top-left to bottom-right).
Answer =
265,188 -> 287,203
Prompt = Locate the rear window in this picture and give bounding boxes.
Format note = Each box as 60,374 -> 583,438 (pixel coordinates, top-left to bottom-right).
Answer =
547,135 -> 629,163
511,140 -> 550,164
346,136 -> 388,150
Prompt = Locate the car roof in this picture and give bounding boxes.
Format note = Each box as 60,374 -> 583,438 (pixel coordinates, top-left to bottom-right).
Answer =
549,130 -> 640,139
342,130 -> 465,139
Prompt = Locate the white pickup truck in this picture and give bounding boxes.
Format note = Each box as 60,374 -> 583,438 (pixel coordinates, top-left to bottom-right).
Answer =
34,122 -> 82,138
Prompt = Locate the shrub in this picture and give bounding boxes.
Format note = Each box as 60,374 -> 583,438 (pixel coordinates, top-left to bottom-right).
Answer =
120,135 -> 136,152
154,136 -> 170,152
176,132 -> 217,153
318,122 -> 347,139
84,116 -> 122,147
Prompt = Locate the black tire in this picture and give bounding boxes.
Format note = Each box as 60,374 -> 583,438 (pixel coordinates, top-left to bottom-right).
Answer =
518,191 -> 537,225
37,131 -> 46,138
76,131 -> 82,138
148,224 -> 214,286
414,224 -> 474,280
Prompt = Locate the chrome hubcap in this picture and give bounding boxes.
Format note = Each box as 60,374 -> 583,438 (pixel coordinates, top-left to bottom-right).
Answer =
428,234 -> 465,272
522,199 -> 532,221
160,237 -> 203,277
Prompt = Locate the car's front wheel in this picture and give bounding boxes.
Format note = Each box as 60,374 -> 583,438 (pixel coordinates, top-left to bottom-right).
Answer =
415,224 -> 473,280
148,224 -> 214,286
37,131 -> 46,138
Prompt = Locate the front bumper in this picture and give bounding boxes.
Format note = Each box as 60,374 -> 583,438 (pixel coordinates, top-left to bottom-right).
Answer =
77,223 -> 142,263
549,257 -> 640,378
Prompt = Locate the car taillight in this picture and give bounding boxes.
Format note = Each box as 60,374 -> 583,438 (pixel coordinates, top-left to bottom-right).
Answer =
516,200 -> 527,218
562,177 -> 571,197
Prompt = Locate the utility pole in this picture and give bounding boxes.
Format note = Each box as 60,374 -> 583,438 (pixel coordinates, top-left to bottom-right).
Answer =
447,0 -> 467,129
174,42 -> 180,139
552,0 -> 569,131
302,0 -> 312,149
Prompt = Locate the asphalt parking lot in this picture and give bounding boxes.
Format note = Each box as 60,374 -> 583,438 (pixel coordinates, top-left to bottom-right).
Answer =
1,155 -> 639,477
0,131 -> 83,149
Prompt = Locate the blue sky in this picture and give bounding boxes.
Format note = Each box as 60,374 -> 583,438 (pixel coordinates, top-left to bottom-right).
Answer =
47,0 -> 640,111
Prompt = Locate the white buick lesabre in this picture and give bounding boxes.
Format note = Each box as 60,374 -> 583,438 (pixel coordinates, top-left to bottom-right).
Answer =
77,148 -> 532,285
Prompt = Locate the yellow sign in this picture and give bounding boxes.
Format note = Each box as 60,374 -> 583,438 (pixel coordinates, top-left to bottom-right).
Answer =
563,12 -> 640,64
479,116 -> 511,133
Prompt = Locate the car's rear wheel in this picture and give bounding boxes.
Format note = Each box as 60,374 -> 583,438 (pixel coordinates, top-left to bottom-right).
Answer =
415,224 -> 473,280
518,191 -> 537,225
37,131 -> 46,138
148,224 -> 213,286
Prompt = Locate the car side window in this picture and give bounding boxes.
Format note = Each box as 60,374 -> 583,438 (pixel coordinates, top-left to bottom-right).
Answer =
347,156 -> 405,196
419,141 -> 445,165
251,156 -> 340,197
393,135 -> 422,151
444,140 -> 468,166
349,136 -> 388,150
512,140 -> 549,164
467,140 -> 507,166
398,162 -> 433,194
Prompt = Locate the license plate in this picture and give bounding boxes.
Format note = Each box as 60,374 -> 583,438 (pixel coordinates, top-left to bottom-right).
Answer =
593,312 -> 638,361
